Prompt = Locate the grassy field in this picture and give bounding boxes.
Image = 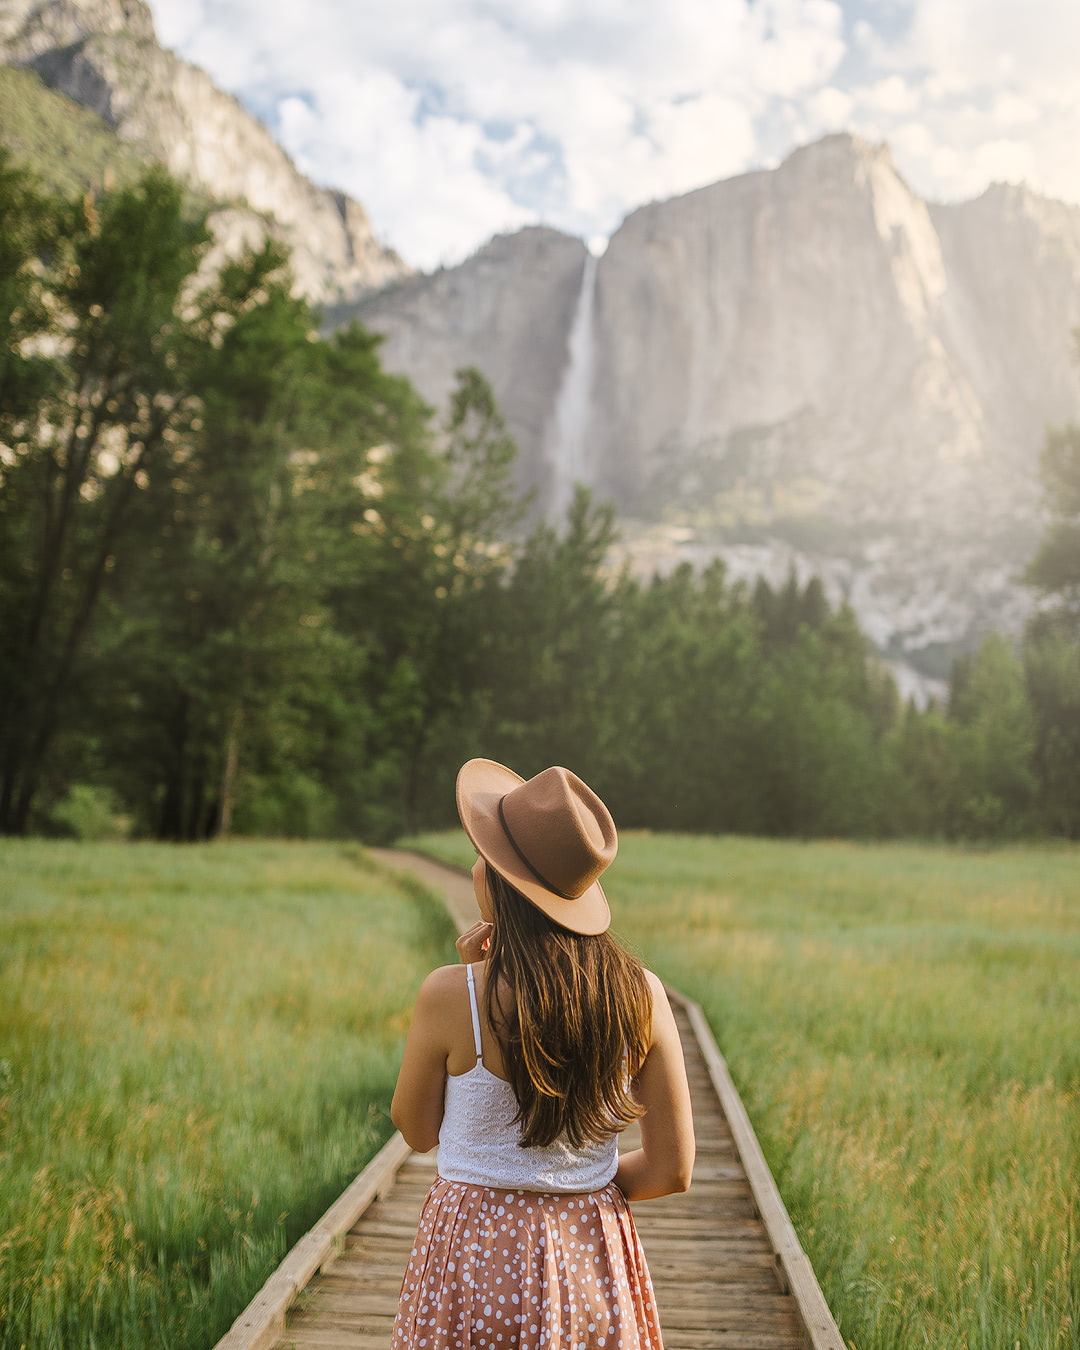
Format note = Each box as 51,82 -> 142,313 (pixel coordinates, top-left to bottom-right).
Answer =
405,829 -> 1080,1350
0,66 -> 148,199
0,839 -> 456,1350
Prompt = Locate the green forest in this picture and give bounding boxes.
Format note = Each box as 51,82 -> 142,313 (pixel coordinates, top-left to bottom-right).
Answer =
2,156 -> 1079,844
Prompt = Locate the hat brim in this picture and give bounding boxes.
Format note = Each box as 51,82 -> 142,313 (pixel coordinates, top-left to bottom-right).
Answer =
456,758 -> 611,936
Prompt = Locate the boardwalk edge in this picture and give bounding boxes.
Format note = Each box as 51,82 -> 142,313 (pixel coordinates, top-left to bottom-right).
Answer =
211,1129 -> 413,1350
668,988 -> 847,1350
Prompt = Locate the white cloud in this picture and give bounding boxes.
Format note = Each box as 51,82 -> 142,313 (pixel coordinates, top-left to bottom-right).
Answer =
808,86 -> 855,129
863,75 -> 920,116
649,93 -> 758,191
145,0 -> 1080,269
147,0 -> 849,266
890,121 -> 936,162
904,0 -> 1080,101
968,138 -> 1038,189
992,92 -> 1041,129
276,69 -> 537,266
844,0 -> 1080,207
747,0 -> 845,96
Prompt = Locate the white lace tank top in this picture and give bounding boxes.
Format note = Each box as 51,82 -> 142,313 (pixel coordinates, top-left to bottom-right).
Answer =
437,964 -> 619,1193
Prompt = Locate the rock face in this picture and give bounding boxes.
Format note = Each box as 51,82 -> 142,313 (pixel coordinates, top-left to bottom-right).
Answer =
0,0 -> 408,302
591,136 -> 1080,529
350,134 -> 1080,685
339,227 -> 588,500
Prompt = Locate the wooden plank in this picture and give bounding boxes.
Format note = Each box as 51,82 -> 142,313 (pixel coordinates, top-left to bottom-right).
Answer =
660,1300 -> 804,1323
304,1288 -> 803,1325
287,1308 -> 807,1350
671,991 -> 845,1350
317,1273 -> 411,1294
652,1277 -> 786,1297
213,1131 -> 411,1350
633,1240 -> 775,1260
634,1208 -> 760,1230
278,1332 -> 388,1350
634,1219 -> 775,1239
645,1254 -> 779,1276
281,1333 -> 801,1350
277,1329 -> 392,1350
350,1219 -> 429,1241
289,1309 -> 396,1334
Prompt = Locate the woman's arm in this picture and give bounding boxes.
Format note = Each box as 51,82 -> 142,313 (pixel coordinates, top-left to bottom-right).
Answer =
613,970 -> 696,1200
391,922 -> 491,1153
390,966 -> 459,1153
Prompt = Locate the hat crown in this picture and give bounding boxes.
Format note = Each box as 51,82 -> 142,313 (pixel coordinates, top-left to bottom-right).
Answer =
499,766 -> 617,900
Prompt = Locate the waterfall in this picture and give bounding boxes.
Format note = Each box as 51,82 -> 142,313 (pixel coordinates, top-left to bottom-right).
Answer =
545,250 -> 598,521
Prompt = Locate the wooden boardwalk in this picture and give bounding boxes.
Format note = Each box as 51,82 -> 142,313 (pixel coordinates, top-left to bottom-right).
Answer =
215,850 -> 844,1350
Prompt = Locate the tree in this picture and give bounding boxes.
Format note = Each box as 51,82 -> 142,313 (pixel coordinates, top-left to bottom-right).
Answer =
478,485 -> 619,790
883,700 -> 960,837
947,634 -> 1037,838
98,241 -> 326,839
1023,632 -> 1080,837
0,167 -> 403,838
0,167 -> 211,832
322,364 -> 528,837
396,366 -> 528,830
1019,329 -> 1080,836
595,559 -> 761,832
0,153 -> 60,435
1023,419 -> 1080,629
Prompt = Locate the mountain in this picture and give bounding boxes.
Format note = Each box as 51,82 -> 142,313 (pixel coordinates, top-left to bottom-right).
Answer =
0,0 -> 408,302
341,134 -> 1080,689
5,8 -> 1078,688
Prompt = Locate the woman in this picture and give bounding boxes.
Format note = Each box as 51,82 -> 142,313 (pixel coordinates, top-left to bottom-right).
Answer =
390,758 -> 696,1350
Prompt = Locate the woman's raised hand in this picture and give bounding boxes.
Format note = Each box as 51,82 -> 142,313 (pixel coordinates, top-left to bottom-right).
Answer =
456,920 -> 493,964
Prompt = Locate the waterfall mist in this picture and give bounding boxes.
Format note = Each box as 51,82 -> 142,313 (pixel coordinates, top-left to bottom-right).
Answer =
544,251 -> 598,522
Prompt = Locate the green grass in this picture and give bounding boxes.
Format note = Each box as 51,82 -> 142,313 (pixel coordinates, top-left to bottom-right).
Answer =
0,839 -> 456,1350
404,829 -> 1080,1350
0,65 -> 148,198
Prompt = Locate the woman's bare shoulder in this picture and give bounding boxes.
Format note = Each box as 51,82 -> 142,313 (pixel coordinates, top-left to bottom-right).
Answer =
415,963 -> 467,1008
638,967 -> 679,1045
641,967 -> 670,1002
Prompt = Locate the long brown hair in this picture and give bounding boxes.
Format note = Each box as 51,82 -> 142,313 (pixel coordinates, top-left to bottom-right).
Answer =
481,863 -> 651,1148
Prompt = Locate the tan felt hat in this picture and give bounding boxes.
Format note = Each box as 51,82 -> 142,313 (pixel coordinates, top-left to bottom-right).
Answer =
455,758 -> 617,935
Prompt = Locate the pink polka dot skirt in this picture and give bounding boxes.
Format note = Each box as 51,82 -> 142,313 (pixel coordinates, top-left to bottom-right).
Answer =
392,1178 -> 665,1349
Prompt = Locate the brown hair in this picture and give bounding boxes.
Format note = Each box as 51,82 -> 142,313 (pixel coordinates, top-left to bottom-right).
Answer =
481,863 -> 652,1149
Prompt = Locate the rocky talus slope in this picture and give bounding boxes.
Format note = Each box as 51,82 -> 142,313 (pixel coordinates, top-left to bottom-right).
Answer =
0,0 -> 408,302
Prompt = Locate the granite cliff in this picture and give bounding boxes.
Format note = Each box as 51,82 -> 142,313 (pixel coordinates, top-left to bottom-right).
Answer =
345,134 -> 1080,690
0,0 -> 408,302
332,227 -> 589,501
591,137 -> 1080,530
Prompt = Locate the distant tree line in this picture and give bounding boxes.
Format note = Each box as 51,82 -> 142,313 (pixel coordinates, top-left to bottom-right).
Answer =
1,155 -> 1078,842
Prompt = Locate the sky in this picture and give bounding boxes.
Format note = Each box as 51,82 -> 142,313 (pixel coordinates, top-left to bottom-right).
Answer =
146,0 -> 1080,272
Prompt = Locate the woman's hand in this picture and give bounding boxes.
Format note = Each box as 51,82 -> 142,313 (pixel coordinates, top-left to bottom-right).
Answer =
456,920 -> 493,964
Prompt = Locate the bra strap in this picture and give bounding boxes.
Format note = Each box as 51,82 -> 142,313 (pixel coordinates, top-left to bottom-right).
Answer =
465,964 -> 483,1063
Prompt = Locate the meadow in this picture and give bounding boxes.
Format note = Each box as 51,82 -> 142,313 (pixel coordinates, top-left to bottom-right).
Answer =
406,829 -> 1080,1350
0,839 -> 456,1350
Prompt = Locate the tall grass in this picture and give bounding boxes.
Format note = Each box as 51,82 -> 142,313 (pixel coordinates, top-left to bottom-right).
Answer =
0,839 -> 456,1350
406,829 -> 1080,1350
